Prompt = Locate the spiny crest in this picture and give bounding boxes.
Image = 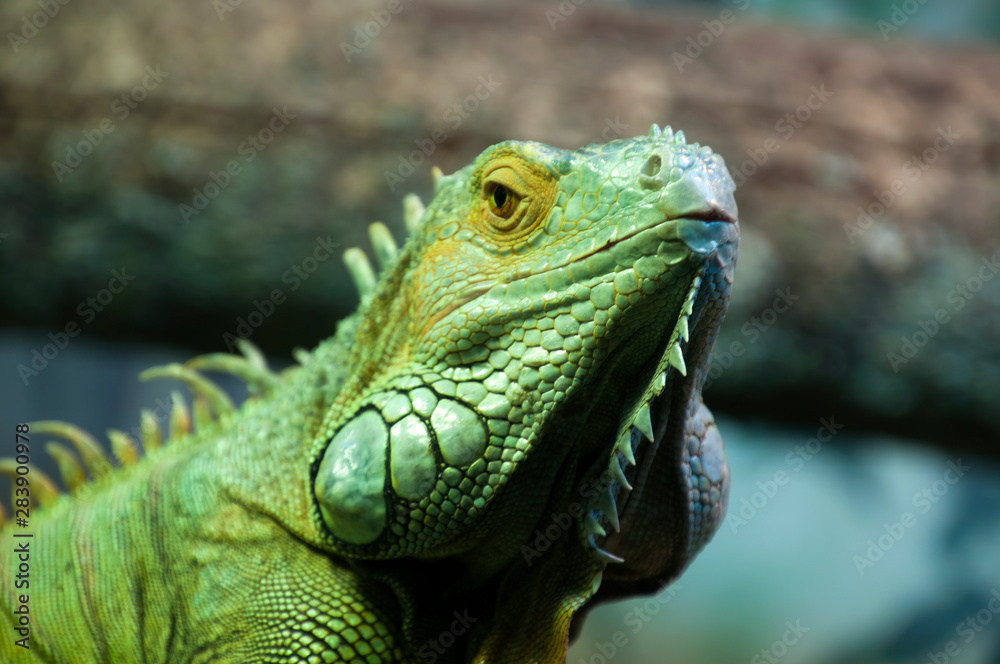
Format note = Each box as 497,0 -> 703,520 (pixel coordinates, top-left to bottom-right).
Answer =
647,123 -> 677,143
344,193 -> 426,301
2,192 -> 432,525
0,339 -> 280,526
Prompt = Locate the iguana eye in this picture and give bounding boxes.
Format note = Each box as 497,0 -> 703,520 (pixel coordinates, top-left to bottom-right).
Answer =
486,182 -> 520,222
481,165 -> 530,232
475,160 -> 554,238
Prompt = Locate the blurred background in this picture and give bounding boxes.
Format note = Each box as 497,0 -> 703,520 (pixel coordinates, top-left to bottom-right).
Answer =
1,0 -> 999,662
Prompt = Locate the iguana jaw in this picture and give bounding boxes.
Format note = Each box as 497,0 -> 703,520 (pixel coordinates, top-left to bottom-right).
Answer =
574,223 -> 736,583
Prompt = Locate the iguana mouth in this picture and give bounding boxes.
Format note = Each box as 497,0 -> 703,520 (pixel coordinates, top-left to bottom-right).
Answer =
682,208 -> 736,225
511,207 -> 736,282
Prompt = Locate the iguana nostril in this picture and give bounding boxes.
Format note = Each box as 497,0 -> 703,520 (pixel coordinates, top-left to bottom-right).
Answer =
639,153 -> 664,190
641,154 -> 662,178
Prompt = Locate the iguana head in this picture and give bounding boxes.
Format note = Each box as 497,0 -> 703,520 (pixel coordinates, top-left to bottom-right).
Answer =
311,126 -> 737,654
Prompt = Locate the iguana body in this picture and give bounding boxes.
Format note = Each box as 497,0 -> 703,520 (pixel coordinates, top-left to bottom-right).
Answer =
1,126 -> 738,663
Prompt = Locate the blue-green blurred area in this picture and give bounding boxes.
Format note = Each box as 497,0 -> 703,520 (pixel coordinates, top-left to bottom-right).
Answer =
2,0 -> 999,662
649,0 -> 1000,45
572,418 -> 1000,664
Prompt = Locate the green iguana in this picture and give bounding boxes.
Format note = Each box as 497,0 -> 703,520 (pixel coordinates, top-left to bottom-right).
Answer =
1,125 -> 738,663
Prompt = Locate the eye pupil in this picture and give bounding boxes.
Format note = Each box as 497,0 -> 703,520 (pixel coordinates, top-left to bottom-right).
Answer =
493,186 -> 508,208
483,179 -> 522,227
